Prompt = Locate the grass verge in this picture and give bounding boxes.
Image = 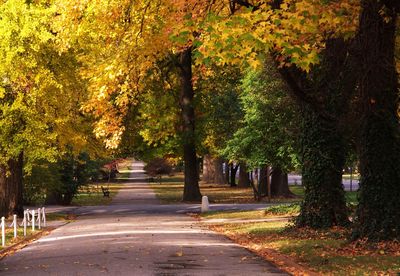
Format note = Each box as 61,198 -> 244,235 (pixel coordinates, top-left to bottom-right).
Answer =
207,216 -> 400,275
150,175 -> 304,204
150,175 -> 358,205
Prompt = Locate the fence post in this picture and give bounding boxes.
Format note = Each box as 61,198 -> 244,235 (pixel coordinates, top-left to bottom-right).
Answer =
26,209 -> 30,226
13,214 -> 17,238
37,208 -> 41,230
32,209 -> 35,231
23,211 -> 27,236
1,217 -> 5,247
42,207 -> 46,227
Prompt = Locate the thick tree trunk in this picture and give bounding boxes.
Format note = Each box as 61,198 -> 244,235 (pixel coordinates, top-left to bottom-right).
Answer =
270,167 -> 293,197
238,163 -> 251,187
179,48 -> 202,202
213,157 -> 225,184
202,155 -> 225,184
0,153 -> 24,218
353,1 -> 400,240
296,107 -> 349,228
258,166 -> 269,196
202,154 -> 214,183
11,152 -> 24,217
0,166 -> 8,217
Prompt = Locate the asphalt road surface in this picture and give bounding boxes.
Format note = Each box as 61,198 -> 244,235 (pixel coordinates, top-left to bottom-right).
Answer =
0,160 -> 286,276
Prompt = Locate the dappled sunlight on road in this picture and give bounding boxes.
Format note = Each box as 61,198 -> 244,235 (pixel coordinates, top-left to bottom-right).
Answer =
39,229 -> 206,243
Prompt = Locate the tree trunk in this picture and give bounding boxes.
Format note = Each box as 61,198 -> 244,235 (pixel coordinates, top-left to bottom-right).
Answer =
229,163 -> 239,187
0,166 -> 8,217
258,166 -> 269,196
0,153 -> 24,218
11,152 -> 24,217
179,47 -> 202,202
202,154 -> 214,183
224,161 -> 230,184
213,157 -> 226,184
238,163 -> 251,187
270,167 -> 293,197
202,155 -> 225,184
353,1 -> 400,240
296,107 -> 349,228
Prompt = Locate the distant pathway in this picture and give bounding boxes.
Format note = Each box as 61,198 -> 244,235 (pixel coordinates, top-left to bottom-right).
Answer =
0,160 -> 286,275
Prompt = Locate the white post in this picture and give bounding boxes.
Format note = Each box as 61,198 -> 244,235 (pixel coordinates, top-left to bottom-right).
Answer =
42,207 -> 46,227
13,215 -> 17,238
23,211 -> 27,236
32,209 -> 35,231
26,209 -> 30,226
37,208 -> 41,229
1,217 -> 5,247
201,196 -> 210,213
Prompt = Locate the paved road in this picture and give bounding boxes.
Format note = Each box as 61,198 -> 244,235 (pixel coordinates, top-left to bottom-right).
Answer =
0,160 -> 285,276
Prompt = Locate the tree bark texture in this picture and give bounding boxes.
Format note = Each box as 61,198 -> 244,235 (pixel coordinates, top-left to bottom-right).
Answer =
296,107 -> 349,228
202,155 -> 225,184
179,48 -> 202,202
277,38 -> 353,228
353,1 -> 400,240
0,153 -> 24,218
238,163 -> 251,187
270,167 -> 293,197
258,166 -> 269,196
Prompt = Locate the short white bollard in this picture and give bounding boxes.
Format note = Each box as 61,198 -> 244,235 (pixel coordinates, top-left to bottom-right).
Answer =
13,214 -> 17,238
201,196 -> 210,213
32,209 -> 35,231
1,216 -> 5,247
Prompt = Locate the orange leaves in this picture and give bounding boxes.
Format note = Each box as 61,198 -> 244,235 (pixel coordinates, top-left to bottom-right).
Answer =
199,0 -> 360,71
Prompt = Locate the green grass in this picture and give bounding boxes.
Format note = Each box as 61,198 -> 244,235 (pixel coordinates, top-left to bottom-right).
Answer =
0,227 -> 35,250
200,204 -> 300,220
150,175 -> 304,204
201,210 -> 266,220
71,183 -> 122,206
212,221 -> 400,275
264,203 -> 300,216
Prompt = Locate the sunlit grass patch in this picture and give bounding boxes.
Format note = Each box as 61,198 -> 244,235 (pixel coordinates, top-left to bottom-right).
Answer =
150,175 -> 303,204
0,227 -> 35,250
264,203 -> 300,216
210,221 -> 400,275
201,210 -> 266,220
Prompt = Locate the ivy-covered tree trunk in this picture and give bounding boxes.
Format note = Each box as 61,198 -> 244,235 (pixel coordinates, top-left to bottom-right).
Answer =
353,1 -> 400,240
296,107 -> 349,228
179,48 -> 202,202
270,167 -> 292,197
277,37 -> 353,228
